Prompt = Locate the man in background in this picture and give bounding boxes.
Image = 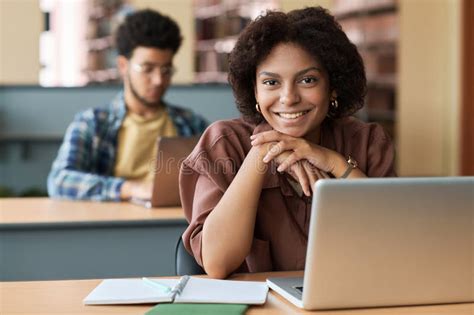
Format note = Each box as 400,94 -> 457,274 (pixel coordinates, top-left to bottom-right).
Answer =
48,9 -> 207,201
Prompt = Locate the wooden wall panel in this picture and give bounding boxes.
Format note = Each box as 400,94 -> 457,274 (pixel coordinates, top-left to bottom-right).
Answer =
461,0 -> 474,175
398,0 -> 461,176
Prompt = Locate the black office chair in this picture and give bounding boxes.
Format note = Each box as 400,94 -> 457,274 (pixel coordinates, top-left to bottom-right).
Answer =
175,237 -> 205,276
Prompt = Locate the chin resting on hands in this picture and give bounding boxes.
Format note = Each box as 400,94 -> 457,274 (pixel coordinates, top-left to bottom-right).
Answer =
250,131 -> 335,196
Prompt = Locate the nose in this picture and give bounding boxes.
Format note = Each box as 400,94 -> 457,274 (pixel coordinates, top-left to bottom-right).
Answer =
150,71 -> 164,86
279,84 -> 300,106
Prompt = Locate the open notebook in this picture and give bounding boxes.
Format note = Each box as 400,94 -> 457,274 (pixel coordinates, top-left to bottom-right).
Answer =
84,276 -> 268,305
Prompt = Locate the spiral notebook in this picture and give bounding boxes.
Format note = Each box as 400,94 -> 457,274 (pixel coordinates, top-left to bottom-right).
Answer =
83,276 -> 268,305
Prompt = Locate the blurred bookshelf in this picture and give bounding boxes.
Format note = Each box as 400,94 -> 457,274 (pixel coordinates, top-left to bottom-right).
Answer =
39,0 -> 131,86
83,0 -> 130,84
333,0 -> 398,141
194,0 -> 398,143
193,0 -> 279,83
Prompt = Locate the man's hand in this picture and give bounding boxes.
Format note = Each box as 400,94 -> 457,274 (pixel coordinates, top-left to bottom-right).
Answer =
120,180 -> 153,200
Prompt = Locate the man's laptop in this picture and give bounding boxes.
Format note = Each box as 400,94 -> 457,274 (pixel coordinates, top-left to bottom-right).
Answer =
267,177 -> 474,310
131,136 -> 199,208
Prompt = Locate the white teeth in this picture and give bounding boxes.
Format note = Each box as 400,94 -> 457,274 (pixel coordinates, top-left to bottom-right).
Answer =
278,111 -> 308,119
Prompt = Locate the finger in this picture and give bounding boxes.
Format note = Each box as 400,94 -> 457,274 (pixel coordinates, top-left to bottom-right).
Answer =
250,130 -> 289,146
303,161 -> 318,192
277,152 -> 301,173
262,140 -> 292,163
262,142 -> 284,163
303,162 -> 318,194
286,167 -> 298,182
313,167 -> 326,180
311,167 -> 330,179
250,130 -> 281,145
293,162 -> 311,197
319,170 -> 331,179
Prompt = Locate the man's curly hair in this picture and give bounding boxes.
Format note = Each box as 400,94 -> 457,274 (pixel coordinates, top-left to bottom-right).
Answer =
116,9 -> 182,58
228,6 -> 366,124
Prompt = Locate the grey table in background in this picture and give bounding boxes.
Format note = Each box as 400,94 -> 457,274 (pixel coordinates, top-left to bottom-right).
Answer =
0,198 -> 187,281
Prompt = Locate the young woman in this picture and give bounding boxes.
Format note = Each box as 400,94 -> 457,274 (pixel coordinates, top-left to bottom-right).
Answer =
180,7 -> 396,279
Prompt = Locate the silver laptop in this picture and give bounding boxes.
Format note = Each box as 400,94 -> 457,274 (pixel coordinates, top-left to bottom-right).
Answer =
130,136 -> 199,208
267,177 -> 474,310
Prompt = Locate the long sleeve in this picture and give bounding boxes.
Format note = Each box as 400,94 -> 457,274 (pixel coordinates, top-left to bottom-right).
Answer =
365,123 -> 397,177
167,105 -> 209,136
180,120 -> 255,266
47,110 -> 124,201
322,117 -> 397,178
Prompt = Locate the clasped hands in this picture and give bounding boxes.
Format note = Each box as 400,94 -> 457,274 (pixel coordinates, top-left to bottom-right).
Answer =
250,130 -> 336,196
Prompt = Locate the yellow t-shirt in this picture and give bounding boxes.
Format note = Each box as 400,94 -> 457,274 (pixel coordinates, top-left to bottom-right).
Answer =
114,107 -> 177,180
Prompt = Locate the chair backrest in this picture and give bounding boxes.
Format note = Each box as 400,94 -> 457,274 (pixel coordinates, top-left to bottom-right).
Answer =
175,237 -> 205,276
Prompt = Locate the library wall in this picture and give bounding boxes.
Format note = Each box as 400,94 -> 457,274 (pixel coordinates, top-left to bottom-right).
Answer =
280,0 -> 331,12
333,0 -> 398,144
398,0 -> 461,176
132,0 -> 194,84
0,0 -> 42,85
461,0 -> 474,175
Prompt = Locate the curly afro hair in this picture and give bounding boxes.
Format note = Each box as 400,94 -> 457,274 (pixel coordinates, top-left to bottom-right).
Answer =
115,9 -> 182,58
228,6 -> 366,124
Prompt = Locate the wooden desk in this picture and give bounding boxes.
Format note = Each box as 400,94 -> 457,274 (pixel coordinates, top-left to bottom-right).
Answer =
1,271 -> 472,315
0,198 -> 187,281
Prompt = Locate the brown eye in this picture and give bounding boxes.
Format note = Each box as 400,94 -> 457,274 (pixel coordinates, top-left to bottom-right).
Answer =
141,65 -> 154,74
160,66 -> 176,77
263,79 -> 278,86
300,77 -> 317,84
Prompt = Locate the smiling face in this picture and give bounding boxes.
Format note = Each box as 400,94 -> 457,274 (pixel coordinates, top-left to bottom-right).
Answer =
118,46 -> 175,111
255,42 -> 335,141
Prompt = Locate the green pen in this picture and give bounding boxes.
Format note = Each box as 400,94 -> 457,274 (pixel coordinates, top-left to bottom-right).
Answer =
142,277 -> 171,293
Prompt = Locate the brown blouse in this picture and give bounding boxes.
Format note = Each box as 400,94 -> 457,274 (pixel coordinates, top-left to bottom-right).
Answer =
180,117 -> 396,274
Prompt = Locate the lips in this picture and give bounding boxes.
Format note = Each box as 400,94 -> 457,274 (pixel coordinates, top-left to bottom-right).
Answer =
147,89 -> 162,99
276,109 -> 311,119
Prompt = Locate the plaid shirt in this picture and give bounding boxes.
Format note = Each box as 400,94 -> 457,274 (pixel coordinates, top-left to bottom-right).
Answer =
47,92 -> 208,201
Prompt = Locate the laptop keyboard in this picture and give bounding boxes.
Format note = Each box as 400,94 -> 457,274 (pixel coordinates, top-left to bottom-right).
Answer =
294,286 -> 303,294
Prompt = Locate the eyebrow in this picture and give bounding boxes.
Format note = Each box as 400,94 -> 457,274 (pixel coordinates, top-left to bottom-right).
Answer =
140,61 -> 173,66
258,66 -> 322,78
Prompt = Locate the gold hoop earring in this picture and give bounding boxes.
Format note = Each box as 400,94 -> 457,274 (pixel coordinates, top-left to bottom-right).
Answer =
255,103 -> 261,113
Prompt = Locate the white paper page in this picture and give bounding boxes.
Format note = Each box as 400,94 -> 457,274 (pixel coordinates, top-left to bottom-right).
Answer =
175,277 -> 268,304
83,279 -> 179,305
